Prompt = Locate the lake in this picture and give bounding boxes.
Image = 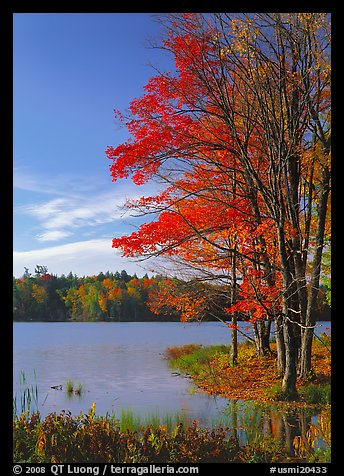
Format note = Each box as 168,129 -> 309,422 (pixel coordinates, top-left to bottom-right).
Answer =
13,321 -> 238,421
13,321 -> 331,451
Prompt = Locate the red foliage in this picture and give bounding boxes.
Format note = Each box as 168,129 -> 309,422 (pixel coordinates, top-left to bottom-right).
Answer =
106,15 -> 307,324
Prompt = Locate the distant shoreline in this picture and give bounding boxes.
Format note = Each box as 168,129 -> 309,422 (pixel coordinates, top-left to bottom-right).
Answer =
13,317 -> 331,323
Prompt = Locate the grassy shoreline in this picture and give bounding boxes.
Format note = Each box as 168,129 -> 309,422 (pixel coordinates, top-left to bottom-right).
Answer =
165,337 -> 331,406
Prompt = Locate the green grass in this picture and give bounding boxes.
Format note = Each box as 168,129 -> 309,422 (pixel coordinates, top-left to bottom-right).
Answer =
66,379 -> 74,393
166,344 -> 230,376
299,383 -> 331,404
265,382 -> 331,404
106,408 -> 194,432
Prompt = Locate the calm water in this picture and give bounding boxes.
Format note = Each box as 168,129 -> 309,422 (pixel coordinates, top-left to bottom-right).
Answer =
13,321 -> 235,421
13,321 -> 331,434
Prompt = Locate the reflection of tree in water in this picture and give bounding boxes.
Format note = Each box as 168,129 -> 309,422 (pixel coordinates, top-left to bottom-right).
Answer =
222,401 -> 329,459
281,408 -> 312,456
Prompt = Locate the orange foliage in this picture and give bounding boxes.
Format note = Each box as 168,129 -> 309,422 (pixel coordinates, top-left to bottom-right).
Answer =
148,279 -> 207,322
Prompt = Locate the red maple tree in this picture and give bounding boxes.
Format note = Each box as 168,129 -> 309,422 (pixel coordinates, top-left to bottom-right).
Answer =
107,13 -> 331,398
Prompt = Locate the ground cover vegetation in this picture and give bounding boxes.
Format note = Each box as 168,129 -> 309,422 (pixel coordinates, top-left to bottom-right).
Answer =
165,334 -> 331,404
106,13 -> 331,399
13,403 -> 330,463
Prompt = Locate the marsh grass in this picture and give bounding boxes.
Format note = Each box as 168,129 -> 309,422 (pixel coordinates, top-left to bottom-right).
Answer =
13,370 -> 39,417
74,384 -> 84,395
165,344 -> 202,360
65,379 -> 84,396
66,379 -> 74,393
106,407 -> 195,432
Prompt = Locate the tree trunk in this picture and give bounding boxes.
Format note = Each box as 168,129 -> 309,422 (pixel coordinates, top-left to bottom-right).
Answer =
282,317 -> 298,400
230,247 -> 238,365
260,319 -> 271,355
274,315 -> 286,373
277,223 -> 298,399
299,165 -> 330,378
253,319 -> 271,356
230,312 -> 238,365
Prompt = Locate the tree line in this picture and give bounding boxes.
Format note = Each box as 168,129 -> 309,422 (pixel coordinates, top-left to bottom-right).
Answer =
12,265 -> 230,322
13,266 -> 170,322
13,265 -> 330,324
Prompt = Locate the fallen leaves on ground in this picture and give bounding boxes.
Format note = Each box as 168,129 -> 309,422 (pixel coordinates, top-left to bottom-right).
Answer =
172,340 -> 331,404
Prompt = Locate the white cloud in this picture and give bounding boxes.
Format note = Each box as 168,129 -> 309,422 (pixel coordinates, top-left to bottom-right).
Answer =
25,193 -> 122,228
15,190 -> 140,242
14,168 -> 161,243
13,239 -> 150,277
36,230 -> 73,242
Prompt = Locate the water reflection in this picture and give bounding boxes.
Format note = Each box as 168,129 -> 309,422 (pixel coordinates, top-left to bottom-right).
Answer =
219,400 -> 330,459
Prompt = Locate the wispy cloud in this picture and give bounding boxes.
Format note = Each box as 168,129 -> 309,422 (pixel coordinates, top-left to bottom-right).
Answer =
13,167 -> 103,198
13,239 -> 148,277
15,193 -> 124,242
14,168 -> 157,243
13,169 -> 165,276
17,192 -> 129,241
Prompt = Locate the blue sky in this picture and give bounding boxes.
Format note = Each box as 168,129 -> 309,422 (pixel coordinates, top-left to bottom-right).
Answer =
13,13 -> 173,278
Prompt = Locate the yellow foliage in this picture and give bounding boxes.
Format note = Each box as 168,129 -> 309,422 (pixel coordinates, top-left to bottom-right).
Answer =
88,402 -> 96,422
98,293 -> 108,313
31,284 -> 47,304
127,286 -> 141,300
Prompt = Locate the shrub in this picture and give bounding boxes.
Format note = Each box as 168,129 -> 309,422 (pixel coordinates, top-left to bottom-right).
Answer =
13,412 -> 41,463
242,436 -> 286,463
164,344 -> 202,361
13,406 -> 243,463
